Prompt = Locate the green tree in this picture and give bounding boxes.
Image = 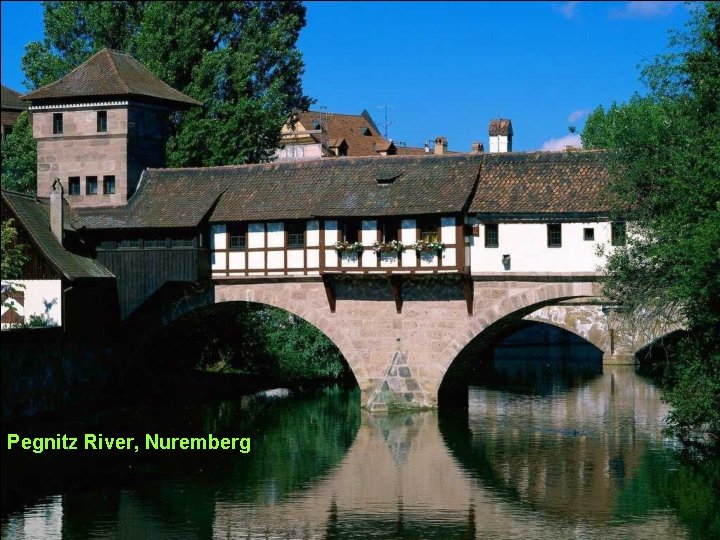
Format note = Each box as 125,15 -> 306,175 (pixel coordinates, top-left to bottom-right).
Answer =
19,1 -> 312,167
582,3 -> 720,443
0,111 -> 37,194
1,219 -> 28,279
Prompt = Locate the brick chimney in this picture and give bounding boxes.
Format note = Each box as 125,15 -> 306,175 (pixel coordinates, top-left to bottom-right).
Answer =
50,178 -> 64,245
434,136 -> 448,155
470,142 -> 484,154
488,119 -> 513,153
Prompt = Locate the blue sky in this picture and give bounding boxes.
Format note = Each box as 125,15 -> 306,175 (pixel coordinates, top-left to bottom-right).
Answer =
1,1 -> 694,151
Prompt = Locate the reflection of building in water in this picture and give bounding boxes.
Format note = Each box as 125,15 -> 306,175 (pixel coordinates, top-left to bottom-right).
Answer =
7,371 -> 687,538
1,495 -> 62,538
210,373 -> 682,539
466,366 -> 670,522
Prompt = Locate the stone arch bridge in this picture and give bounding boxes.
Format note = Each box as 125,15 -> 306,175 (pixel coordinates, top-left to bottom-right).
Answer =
126,275 -> 680,411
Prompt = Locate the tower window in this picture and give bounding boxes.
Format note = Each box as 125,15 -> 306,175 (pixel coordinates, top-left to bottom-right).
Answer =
86,176 -> 98,195
53,113 -> 63,134
68,177 -> 80,195
583,228 -> 595,241
103,175 -> 115,195
97,111 -> 107,132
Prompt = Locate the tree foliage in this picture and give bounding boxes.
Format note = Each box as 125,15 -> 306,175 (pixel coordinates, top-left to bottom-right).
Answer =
153,303 -> 350,386
1,111 -> 37,194
1,219 -> 28,280
582,2 -> 720,443
20,1 -> 312,168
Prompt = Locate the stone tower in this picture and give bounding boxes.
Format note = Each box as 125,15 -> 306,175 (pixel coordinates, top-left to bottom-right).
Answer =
22,49 -> 201,207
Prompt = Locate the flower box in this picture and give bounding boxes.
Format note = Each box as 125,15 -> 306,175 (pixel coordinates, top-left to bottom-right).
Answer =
413,240 -> 445,253
372,240 -> 405,254
334,241 -> 363,253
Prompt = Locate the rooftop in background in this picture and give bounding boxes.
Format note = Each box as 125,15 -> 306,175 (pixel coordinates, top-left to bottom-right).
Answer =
280,109 -> 396,158
1,84 -> 26,110
22,49 -> 201,108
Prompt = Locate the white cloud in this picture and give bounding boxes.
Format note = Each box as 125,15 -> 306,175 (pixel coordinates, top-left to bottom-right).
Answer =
540,133 -> 582,152
568,109 -> 589,124
610,1 -> 680,19
556,1 -> 581,19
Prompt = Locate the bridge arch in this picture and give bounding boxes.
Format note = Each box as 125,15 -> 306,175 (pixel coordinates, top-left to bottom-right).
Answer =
436,282 -> 600,406
118,280 -> 361,390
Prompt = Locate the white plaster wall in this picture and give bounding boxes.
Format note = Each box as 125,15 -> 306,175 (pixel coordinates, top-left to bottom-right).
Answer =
307,249 -> 319,269
442,247 -> 457,267
325,249 -> 338,267
1,280 -> 62,328
267,222 -> 284,248
248,252 -> 264,269
361,220 -> 377,244
470,221 -> 613,273
307,220 -> 320,247
228,252 -> 245,270
401,219 -> 417,267
248,223 -> 265,248
211,224 -> 227,250
267,251 -> 284,269
324,220 -> 338,244
440,216 -> 455,244
401,220 -> 416,243
287,251 -> 304,268
362,249 -> 377,267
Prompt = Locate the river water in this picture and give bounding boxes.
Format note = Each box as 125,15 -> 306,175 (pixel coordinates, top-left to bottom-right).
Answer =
2,348 -> 718,539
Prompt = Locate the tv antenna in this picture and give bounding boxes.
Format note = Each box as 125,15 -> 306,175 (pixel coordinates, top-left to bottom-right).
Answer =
377,104 -> 394,139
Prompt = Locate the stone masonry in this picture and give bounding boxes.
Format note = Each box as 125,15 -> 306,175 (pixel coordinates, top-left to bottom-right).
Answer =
214,276 -> 665,410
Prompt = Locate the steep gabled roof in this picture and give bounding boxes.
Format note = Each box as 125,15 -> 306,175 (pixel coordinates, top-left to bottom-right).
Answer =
471,151 -> 611,215
1,190 -> 114,280
1,84 -> 26,111
22,49 -> 201,108
295,111 -> 395,157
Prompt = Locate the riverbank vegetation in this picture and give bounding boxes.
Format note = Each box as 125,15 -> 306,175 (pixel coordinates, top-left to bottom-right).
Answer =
144,303 -> 353,389
582,2 -> 719,445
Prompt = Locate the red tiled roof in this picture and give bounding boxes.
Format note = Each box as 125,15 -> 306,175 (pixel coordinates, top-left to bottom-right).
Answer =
471,151 -> 611,215
22,49 -> 201,108
296,111 -> 394,157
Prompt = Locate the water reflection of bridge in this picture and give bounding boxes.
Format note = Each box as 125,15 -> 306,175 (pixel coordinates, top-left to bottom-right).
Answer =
3,368 -> 693,539
209,367 -> 684,538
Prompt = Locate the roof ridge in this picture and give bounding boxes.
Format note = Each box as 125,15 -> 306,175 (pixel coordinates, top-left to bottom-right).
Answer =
105,49 -> 131,94
148,153 -> 481,173
1,188 -> 39,200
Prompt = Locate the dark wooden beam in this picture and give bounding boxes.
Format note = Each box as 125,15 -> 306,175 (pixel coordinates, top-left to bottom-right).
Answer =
461,274 -> 473,315
322,274 -> 336,313
388,275 -> 403,314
